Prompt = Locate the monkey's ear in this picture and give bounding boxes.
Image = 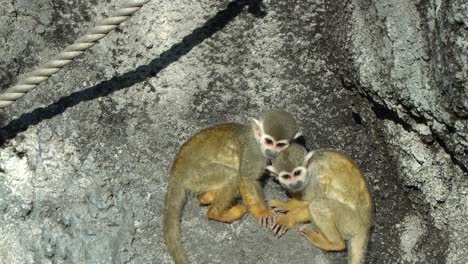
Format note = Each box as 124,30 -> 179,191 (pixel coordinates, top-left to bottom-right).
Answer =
265,165 -> 278,176
303,151 -> 315,167
293,131 -> 302,139
251,118 -> 263,140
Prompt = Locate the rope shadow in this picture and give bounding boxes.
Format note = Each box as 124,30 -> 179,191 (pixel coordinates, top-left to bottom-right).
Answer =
0,0 -> 266,147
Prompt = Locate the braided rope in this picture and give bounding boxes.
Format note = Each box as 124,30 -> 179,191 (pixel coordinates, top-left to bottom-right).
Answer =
0,0 -> 151,109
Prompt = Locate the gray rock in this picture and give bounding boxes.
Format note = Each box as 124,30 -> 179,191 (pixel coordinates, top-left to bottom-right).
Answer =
0,0 -> 466,263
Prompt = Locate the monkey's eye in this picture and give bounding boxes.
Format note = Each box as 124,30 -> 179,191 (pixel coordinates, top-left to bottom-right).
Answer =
276,142 -> 287,148
281,174 -> 291,180
264,138 -> 274,145
293,170 -> 301,176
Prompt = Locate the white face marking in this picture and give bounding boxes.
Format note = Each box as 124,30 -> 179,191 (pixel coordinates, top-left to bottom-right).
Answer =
293,131 -> 302,139
276,166 -> 308,191
303,151 -> 315,167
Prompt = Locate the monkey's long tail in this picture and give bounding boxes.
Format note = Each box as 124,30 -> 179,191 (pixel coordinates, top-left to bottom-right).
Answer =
164,179 -> 188,264
348,230 -> 369,264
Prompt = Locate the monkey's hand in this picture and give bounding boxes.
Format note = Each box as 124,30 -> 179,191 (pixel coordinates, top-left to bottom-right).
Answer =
270,200 -> 290,213
260,213 -> 277,229
270,214 -> 294,237
271,206 -> 311,237
251,206 -> 276,228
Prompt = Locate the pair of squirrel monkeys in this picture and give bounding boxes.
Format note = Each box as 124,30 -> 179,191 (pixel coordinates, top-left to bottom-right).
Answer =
164,109 -> 373,264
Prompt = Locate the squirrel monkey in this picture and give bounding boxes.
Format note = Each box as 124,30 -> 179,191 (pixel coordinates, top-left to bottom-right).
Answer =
164,110 -> 300,264
266,144 -> 373,264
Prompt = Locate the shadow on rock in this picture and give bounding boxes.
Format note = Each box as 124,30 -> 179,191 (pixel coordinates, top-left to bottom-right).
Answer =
0,0 -> 267,146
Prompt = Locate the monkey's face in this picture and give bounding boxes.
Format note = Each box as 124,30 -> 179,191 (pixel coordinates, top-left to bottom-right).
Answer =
251,118 -> 291,159
257,134 -> 289,159
267,166 -> 309,192
266,143 -> 312,192
277,167 -> 309,192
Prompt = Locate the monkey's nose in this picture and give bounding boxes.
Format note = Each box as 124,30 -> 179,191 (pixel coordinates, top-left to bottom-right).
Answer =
265,149 -> 278,158
290,181 -> 303,190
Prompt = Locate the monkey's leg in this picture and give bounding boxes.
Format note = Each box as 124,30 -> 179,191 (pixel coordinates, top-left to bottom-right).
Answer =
207,186 -> 247,223
207,204 -> 247,223
298,226 -> 345,251
271,207 -> 312,237
298,199 -> 346,251
197,191 -> 216,206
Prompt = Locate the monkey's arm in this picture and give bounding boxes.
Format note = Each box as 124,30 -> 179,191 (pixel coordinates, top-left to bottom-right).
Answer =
271,198 -> 309,212
240,176 -> 271,218
238,141 -> 272,219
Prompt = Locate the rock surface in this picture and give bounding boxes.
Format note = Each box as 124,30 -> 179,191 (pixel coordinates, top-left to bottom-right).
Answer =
0,0 -> 466,263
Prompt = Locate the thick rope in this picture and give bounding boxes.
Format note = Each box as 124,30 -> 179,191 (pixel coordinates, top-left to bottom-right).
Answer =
0,0 -> 151,109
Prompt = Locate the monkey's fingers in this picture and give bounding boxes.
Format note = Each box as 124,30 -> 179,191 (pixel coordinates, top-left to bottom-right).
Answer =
278,226 -> 288,237
271,206 -> 288,213
298,226 -> 312,237
271,223 -> 281,234
269,215 -> 278,228
259,214 -> 277,228
264,215 -> 274,228
271,223 -> 288,237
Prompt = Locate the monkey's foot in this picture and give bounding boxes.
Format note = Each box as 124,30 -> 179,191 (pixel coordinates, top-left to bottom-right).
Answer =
270,200 -> 290,213
298,227 -> 345,251
197,191 -> 216,206
207,204 -> 248,223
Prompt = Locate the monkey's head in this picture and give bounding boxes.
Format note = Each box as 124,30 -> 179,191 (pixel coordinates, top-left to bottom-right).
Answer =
266,143 -> 313,193
252,109 -> 301,159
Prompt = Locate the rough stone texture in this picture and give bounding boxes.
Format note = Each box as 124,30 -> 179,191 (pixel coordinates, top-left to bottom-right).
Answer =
0,0 -> 466,263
